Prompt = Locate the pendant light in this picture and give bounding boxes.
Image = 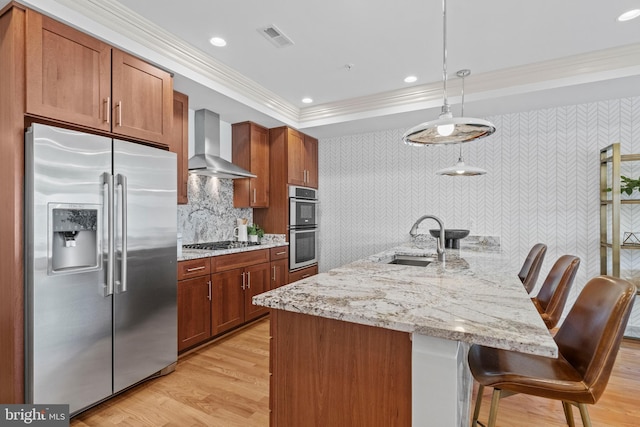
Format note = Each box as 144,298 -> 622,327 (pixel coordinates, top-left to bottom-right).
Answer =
436,69 -> 487,176
403,0 -> 496,146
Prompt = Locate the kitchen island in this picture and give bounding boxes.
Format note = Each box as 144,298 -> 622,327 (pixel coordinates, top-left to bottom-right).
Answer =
253,242 -> 557,427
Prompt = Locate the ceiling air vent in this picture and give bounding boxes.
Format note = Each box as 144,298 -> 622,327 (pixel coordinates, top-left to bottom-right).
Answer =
258,24 -> 294,48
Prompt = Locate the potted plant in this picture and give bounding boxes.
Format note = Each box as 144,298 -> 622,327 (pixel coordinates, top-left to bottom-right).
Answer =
247,223 -> 264,243
607,175 -> 640,197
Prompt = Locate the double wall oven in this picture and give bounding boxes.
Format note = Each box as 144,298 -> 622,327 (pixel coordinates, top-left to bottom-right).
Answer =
289,186 -> 318,270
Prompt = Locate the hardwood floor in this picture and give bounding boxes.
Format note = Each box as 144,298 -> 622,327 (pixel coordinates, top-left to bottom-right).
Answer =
71,317 -> 640,426
71,319 -> 270,427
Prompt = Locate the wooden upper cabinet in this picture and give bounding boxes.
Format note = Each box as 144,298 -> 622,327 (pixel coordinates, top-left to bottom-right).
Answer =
232,122 -> 269,208
171,91 -> 189,204
111,49 -> 173,146
286,128 -> 318,188
304,135 -> 318,188
287,128 -> 306,187
26,10 -> 111,131
25,9 -> 173,147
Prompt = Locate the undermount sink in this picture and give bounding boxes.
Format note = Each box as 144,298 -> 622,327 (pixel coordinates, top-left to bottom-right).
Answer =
429,229 -> 470,249
388,255 -> 436,267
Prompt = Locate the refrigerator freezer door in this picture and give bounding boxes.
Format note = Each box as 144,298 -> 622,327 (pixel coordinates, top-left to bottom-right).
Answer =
25,124 -> 113,414
112,140 -> 177,393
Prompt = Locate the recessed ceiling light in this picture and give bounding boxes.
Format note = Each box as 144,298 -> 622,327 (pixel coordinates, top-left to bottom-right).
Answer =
302,97 -> 313,104
404,75 -> 418,83
617,9 -> 640,22
209,37 -> 227,47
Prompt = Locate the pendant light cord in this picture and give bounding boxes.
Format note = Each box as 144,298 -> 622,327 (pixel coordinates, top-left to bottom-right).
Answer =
442,0 -> 449,110
460,68 -> 465,116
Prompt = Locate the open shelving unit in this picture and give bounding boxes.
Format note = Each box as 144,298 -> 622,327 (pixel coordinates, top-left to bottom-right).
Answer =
600,143 -> 640,339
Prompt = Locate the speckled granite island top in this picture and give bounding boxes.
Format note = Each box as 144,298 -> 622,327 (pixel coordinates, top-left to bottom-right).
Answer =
253,243 -> 558,358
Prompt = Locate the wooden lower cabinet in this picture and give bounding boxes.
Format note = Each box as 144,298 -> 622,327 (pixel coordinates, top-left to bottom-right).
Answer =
244,262 -> 271,321
270,259 -> 288,289
212,262 -> 271,336
177,275 -> 211,352
270,246 -> 289,289
178,248 -> 281,352
288,264 -> 318,283
211,269 -> 245,335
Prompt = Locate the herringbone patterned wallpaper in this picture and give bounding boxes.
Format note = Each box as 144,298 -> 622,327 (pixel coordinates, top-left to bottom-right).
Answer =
318,97 -> 640,336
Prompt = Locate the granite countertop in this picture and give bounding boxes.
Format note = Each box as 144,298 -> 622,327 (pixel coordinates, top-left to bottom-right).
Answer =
178,241 -> 289,262
253,241 -> 558,358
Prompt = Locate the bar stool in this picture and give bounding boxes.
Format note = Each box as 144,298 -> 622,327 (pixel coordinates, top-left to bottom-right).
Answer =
517,243 -> 547,294
532,255 -> 580,329
468,275 -> 636,427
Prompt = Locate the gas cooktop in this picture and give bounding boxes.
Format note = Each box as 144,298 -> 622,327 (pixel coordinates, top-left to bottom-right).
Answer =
182,240 -> 260,251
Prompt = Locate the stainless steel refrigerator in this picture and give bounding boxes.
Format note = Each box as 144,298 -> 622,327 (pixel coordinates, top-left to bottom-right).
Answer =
25,123 -> 177,415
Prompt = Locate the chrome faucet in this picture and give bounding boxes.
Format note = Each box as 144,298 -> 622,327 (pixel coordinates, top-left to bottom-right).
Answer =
409,215 -> 445,261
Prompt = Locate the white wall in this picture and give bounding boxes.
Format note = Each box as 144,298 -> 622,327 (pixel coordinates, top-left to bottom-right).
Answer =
318,96 -> 640,336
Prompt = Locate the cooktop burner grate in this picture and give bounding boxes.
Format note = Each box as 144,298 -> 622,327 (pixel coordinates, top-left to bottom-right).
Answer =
183,241 -> 260,250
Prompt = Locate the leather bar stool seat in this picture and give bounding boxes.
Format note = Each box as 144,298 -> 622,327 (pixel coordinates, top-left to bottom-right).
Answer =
531,255 -> 580,329
469,276 -> 636,427
518,243 -> 547,294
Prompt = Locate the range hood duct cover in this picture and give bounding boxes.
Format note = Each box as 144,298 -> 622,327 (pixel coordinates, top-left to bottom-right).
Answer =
188,109 -> 256,179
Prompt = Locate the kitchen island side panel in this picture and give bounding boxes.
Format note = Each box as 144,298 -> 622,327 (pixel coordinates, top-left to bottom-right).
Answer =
270,309 -> 411,427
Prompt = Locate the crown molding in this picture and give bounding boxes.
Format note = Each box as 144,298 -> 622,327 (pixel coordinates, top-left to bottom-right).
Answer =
53,0 -> 300,124
299,43 -> 640,127
49,0 -> 640,130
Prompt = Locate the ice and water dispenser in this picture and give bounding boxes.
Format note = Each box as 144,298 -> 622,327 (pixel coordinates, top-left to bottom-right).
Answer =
49,205 -> 100,273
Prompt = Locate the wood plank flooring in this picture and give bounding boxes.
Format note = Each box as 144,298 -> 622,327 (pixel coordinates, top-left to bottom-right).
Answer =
71,317 -> 640,426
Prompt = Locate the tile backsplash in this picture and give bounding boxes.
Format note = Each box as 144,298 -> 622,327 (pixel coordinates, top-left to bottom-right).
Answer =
177,174 -> 252,244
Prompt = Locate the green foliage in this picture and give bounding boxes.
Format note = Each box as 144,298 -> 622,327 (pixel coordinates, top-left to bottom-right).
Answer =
607,175 -> 640,195
247,223 -> 264,237
620,176 -> 640,195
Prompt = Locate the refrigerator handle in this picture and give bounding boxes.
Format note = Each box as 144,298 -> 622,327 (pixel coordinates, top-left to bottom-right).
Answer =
103,172 -> 114,296
117,174 -> 128,293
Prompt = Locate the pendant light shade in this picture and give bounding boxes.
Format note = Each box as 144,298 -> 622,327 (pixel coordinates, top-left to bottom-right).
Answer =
435,149 -> 487,176
403,0 -> 496,146
435,69 -> 487,176
404,116 -> 496,146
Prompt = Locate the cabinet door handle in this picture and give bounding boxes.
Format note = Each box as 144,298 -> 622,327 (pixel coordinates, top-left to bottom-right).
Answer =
247,272 -> 251,289
241,272 -> 246,290
253,188 -> 256,204
304,170 -> 307,183
186,266 -> 205,272
116,101 -> 122,126
272,265 -> 276,281
207,280 -> 212,301
104,97 -> 111,124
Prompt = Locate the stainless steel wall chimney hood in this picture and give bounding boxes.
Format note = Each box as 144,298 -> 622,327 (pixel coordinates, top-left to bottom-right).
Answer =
188,109 -> 256,179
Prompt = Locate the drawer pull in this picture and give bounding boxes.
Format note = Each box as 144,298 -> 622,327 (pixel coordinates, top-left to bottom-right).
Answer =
186,266 -> 206,272
275,251 -> 287,256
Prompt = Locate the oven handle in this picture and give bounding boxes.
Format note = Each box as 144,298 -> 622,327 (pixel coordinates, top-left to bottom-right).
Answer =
289,227 -> 319,234
290,197 -> 319,204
